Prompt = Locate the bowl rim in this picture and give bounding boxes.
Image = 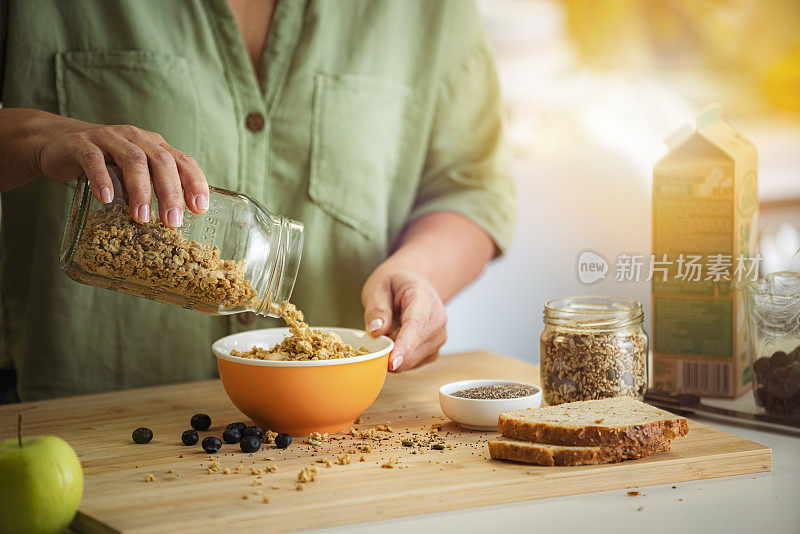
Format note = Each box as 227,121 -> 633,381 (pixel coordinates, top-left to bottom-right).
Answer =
438,379 -> 542,403
212,326 -> 394,367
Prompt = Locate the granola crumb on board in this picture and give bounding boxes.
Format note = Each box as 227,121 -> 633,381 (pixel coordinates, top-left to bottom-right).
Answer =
381,457 -> 400,469
297,466 -> 319,483
305,432 -> 328,446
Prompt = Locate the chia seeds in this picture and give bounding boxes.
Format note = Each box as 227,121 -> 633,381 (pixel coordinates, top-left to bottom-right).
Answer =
450,384 -> 537,400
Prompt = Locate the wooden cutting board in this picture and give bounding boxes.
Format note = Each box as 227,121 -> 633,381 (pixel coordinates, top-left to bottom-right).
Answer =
0,352 -> 771,533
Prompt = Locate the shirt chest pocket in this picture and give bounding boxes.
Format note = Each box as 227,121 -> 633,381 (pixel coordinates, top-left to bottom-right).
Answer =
54,50 -> 202,157
309,74 -> 418,241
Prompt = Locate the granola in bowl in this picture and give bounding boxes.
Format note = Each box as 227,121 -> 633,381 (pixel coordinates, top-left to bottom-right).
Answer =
229,302 -> 369,361
212,312 -> 393,435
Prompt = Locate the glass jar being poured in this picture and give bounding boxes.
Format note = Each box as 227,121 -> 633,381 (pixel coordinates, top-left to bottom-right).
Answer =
59,164 -> 304,318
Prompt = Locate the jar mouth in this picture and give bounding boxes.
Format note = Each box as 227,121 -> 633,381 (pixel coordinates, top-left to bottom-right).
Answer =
543,295 -> 643,330
255,217 -> 304,318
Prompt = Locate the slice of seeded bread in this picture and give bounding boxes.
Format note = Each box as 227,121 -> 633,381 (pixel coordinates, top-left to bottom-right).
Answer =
498,396 -> 689,447
488,436 -> 671,466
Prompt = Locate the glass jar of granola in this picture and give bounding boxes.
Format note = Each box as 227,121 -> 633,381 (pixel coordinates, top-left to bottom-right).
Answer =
59,165 -> 303,317
540,296 -> 648,405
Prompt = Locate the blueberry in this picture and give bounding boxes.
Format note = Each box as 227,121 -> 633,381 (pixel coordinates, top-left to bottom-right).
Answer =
202,436 -> 222,454
274,433 -> 292,449
132,427 -> 153,444
222,427 -> 242,444
181,429 -> 199,446
226,422 -> 246,433
240,435 -> 261,453
242,426 -> 263,439
190,413 -> 212,431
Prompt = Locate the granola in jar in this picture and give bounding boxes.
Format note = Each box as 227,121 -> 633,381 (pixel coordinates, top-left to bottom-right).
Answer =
72,201 -> 258,311
540,296 -> 648,405
59,165 -> 304,317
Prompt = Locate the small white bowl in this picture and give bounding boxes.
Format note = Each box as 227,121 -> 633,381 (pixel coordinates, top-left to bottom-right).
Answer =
438,379 -> 542,431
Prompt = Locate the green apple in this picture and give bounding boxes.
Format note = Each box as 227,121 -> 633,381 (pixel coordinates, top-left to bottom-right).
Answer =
0,429 -> 84,534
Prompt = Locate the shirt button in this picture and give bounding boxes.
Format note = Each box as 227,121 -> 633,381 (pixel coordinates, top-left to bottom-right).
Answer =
237,311 -> 256,325
245,112 -> 265,132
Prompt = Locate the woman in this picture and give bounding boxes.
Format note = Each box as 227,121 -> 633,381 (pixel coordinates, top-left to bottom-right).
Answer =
0,0 -> 515,401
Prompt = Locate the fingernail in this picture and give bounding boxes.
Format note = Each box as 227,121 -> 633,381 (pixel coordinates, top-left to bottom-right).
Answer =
390,355 -> 403,371
137,204 -> 150,223
167,208 -> 182,228
368,318 -> 384,332
195,194 -> 209,211
100,187 -> 113,204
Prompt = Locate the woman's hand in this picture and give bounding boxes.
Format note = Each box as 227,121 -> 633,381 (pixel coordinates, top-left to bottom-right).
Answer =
359,212 -> 496,373
36,115 -> 209,227
361,260 -> 448,372
2,109 -> 209,227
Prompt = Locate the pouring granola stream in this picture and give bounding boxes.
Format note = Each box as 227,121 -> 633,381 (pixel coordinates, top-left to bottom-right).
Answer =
230,302 -> 369,362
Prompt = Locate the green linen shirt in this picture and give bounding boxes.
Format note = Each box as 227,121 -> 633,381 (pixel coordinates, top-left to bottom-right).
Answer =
0,0 -> 515,400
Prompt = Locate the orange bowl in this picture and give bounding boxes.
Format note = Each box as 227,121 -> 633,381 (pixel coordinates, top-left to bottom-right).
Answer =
212,327 -> 393,435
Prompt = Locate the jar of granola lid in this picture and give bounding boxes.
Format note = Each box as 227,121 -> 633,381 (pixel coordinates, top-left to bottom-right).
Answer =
59,164 -> 303,317
540,296 -> 648,405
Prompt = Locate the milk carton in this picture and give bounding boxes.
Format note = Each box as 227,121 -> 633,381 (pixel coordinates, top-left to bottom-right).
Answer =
652,104 -> 758,398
